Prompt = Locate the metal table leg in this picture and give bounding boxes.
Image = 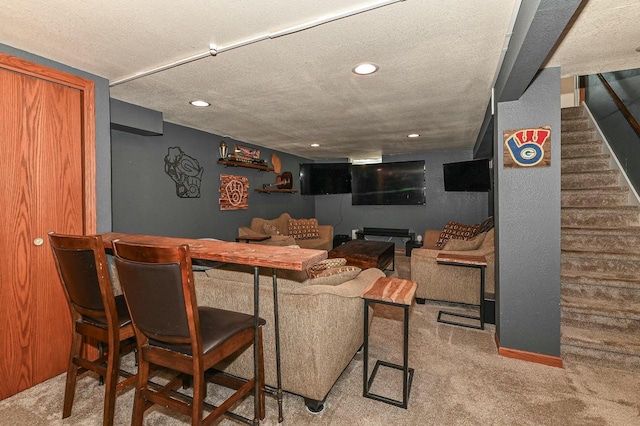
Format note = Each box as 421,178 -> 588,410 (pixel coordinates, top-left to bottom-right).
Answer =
436,264 -> 486,330
253,266 -> 260,425
363,299 -> 414,408
272,269 -> 283,422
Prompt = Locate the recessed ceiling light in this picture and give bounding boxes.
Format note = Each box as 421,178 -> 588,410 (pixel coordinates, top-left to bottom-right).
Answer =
352,63 -> 379,75
408,133 -> 420,138
190,100 -> 210,107
636,46 -> 640,52
311,143 -> 320,147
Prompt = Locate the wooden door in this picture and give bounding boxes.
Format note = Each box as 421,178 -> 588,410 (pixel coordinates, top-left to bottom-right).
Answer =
0,53 -> 96,400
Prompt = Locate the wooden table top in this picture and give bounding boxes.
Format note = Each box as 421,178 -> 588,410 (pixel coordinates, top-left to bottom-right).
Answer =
436,253 -> 487,267
101,232 -> 326,271
362,277 -> 417,306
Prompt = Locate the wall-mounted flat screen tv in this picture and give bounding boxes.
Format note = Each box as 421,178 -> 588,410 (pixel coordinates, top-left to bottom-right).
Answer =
299,162 -> 352,195
443,159 -> 491,192
351,160 -> 426,205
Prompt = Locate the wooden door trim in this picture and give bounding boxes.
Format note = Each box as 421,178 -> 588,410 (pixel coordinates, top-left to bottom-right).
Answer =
0,52 -> 96,234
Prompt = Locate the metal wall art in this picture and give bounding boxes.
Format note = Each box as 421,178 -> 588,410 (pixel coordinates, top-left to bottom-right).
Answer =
164,146 -> 204,198
219,174 -> 249,210
503,127 -> 551,168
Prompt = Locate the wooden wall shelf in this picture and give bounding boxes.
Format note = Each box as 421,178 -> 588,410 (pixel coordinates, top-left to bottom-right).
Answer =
255,189 -> 298,194
217,159 -> 273,172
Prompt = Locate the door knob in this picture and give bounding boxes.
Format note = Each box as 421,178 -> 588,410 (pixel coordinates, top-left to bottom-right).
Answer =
33,237 -> 44,246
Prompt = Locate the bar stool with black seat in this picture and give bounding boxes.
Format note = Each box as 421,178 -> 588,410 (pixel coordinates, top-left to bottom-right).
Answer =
112,240 -> 266,426
48,232 -> 137,426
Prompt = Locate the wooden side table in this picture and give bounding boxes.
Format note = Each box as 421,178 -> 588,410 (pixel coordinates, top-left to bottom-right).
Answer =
362,277 -> 417,408
435,253 -> 487,330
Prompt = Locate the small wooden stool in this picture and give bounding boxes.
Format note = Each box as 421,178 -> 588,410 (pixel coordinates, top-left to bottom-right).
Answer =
362,277 -> 417,408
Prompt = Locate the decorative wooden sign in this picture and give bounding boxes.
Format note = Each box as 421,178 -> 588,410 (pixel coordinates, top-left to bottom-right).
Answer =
503,126 -> 551,168
219,174 -> 249,210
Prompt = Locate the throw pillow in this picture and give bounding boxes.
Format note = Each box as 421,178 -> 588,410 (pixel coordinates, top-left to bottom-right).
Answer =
288,218 -> 320,240
263,223 -> 282,236
309,266 -> 361,286
435,221 -> 480,248
307,258 -> 347,278
261,217 -> 286,235
442,232 -> 486,251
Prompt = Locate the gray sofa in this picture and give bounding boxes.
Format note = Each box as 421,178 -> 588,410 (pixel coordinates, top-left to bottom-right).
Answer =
192,262 -> 385,411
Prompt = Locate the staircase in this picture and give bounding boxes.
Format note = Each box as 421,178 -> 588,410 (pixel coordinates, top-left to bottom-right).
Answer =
560,106 -> 640,371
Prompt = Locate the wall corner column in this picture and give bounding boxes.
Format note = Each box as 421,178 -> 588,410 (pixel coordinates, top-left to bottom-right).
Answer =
494,67 -> 562,359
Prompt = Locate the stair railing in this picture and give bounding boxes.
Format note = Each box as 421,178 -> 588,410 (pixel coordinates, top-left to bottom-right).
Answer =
596,73 -> 640,139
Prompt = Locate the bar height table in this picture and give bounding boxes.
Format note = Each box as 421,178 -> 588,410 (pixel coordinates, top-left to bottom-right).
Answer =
101,232 -> 326,424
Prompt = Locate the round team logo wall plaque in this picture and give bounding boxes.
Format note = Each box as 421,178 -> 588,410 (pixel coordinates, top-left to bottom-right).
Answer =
503,126 -> 551,168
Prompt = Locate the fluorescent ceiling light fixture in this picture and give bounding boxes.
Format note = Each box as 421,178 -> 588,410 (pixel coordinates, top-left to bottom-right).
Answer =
190,100 -> 210,107
352,63 -> 379,75
311,143 -> 320,147
351,156 -> 382,164
408,133 -> 420,138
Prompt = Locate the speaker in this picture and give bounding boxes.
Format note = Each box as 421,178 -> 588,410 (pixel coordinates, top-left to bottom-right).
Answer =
333,234 -> 351,248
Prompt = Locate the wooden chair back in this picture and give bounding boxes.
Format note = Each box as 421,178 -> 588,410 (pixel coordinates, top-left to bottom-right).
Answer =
112,239 -> 265,424
49,232 -> 117,326
48,232 -> 136,426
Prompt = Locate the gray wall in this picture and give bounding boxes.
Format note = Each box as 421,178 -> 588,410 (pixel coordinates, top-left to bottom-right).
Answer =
585,71 -> 640,193
494,67 -> 562,356
314,151 -> 491,244
112,101 -> 489,242
112,120 -> 315,241
1,43 -> 112,232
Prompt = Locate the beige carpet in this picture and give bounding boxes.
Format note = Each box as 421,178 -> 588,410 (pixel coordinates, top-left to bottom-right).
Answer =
2,255 -> 639,425
560,106 -> 640,372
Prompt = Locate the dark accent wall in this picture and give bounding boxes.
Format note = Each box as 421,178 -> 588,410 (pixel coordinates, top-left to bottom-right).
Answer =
314,151 -> 491,243
494,67 -> 562,356
585,71 -> 640,193
111,108 -> 315,240
110,98 -> 163,136
111,100 -> 489,242
0,43 -> 112,232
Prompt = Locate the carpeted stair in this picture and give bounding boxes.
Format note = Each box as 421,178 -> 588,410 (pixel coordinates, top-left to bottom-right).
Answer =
560,106 -> 640,371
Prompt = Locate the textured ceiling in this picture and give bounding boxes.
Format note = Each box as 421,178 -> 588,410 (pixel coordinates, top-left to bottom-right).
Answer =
2,1 -> 639,160
545,0 -> 640,76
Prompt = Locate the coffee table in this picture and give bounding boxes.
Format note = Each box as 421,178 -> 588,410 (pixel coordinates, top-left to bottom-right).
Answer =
328,240 -> 395,271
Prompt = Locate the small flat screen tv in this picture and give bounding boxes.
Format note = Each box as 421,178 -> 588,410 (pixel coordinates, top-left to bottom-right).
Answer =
443,159 -> 491,192
299,163 -> 352,195
351,160 -> 426,205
